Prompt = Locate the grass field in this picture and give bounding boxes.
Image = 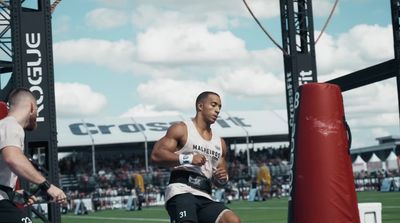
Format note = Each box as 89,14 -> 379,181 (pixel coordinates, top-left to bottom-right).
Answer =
35,191 -> 400,223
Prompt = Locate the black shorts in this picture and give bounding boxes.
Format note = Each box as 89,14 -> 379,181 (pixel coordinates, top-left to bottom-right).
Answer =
0,199 -> 32,223
166,193 -> 230,223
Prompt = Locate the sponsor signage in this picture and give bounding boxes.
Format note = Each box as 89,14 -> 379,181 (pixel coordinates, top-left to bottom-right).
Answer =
56,110 -> 288,147
17,4 -> 56,141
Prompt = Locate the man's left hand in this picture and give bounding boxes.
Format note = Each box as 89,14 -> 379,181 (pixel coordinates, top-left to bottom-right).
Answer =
213,167 -> 228,186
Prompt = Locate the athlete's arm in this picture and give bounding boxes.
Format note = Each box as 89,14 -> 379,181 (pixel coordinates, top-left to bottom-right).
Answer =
213,138 -> 229,187
1,146 -> 46,184
151,122 -> 206,167
1,146 -> 67,203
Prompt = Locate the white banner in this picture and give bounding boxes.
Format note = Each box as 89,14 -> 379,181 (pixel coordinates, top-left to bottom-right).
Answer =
56,110 -> 288,147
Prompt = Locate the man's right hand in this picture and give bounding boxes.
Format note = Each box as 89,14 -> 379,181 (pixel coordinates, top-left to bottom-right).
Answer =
191,154 -> 206,166
46,185 -> 67,204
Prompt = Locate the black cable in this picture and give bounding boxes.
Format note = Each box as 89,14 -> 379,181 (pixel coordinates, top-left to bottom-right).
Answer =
315,0 -> 340,44
242,0 -> 288,55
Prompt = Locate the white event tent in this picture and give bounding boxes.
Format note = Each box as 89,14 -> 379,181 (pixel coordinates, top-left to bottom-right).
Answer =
352,155 -> 367,172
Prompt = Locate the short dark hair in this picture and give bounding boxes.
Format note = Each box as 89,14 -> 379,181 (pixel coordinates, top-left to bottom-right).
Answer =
195,91 -> 220,111
8,87 -> 35,106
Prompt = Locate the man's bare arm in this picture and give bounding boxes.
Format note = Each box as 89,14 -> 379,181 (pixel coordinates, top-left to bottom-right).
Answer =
151,122 -> 206,167
2,146 -> 46,184
151,122 -> 186,167
213,138 -> 229,186
2,147 -> 68,203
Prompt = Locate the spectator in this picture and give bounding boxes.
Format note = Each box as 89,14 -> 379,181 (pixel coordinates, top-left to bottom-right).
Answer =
257,162 -> 271,200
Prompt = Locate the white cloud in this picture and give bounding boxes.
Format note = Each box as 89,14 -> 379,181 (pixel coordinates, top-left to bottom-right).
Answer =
137,79 -> 223,111
132,5 -> 235,30
53,28 -> 250,77
348,113 -> 398,128
53,15 -> 71,35
316,24 -> 393,79
312,0 -> 341,17
198,0 -> 279,18
211,67 -> 284,96
241,0 -> 280,18
337,24 -> 392,62
344,80 -> 397,115
55,82 -> 107,117
338,80 -> 399,143
85,8 -> 129,30
53,38 -> 136,73
130,0 -> 337,31
136,25 -> 248,64
131,1 -> 278,30
120,104 -> 181,117
248,48 -> 284,74
95,0 -> 129,8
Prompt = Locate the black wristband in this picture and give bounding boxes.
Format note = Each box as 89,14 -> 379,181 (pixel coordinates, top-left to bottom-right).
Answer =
38,180 -> 51,192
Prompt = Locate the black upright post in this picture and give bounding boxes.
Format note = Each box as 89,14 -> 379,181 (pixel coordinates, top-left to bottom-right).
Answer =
9,0 -> 60,222
280,0 -> 318,135
279,0 -> 318,222
391,0 -> 400,128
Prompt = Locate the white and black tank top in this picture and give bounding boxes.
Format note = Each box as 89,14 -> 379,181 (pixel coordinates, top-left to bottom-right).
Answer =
165,120 -> 223,201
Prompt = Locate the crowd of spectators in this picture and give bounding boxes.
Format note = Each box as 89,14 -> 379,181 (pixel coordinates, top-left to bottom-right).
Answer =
56,145 -> 400,211
57,145 -> 291,202
353,168 -> 400,191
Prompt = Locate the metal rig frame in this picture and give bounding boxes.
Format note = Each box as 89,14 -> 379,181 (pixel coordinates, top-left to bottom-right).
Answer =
280,0 -> 318,136
0,0 -> 60,222
280,1 -> 400,222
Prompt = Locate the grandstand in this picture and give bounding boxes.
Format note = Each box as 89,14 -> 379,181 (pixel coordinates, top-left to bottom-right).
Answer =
56,110 -> 289,173
54,115 -> 400,216
53,110 -> 293,212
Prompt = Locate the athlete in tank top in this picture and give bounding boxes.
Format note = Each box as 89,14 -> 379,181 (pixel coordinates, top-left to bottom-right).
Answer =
151,91 -> 241,223
165,120 -> 223,201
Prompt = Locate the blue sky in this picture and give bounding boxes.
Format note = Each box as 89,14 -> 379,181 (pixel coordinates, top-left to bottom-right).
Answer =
49,0 -> 399,148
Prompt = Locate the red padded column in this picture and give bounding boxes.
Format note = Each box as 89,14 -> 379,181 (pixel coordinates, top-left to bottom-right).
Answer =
291,83 -> 359,223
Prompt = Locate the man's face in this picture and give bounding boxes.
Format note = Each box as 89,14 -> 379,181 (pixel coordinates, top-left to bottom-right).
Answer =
25,101 -> 38,131
199,94 -> 221,124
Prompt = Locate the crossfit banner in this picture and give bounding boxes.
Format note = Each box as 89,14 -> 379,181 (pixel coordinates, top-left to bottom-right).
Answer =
56,110 -> 289,147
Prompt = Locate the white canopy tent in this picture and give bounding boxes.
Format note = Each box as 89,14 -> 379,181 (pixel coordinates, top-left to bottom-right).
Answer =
352,155 -> 367,173
367,153 -> 383,172
385,151 -> 399,171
